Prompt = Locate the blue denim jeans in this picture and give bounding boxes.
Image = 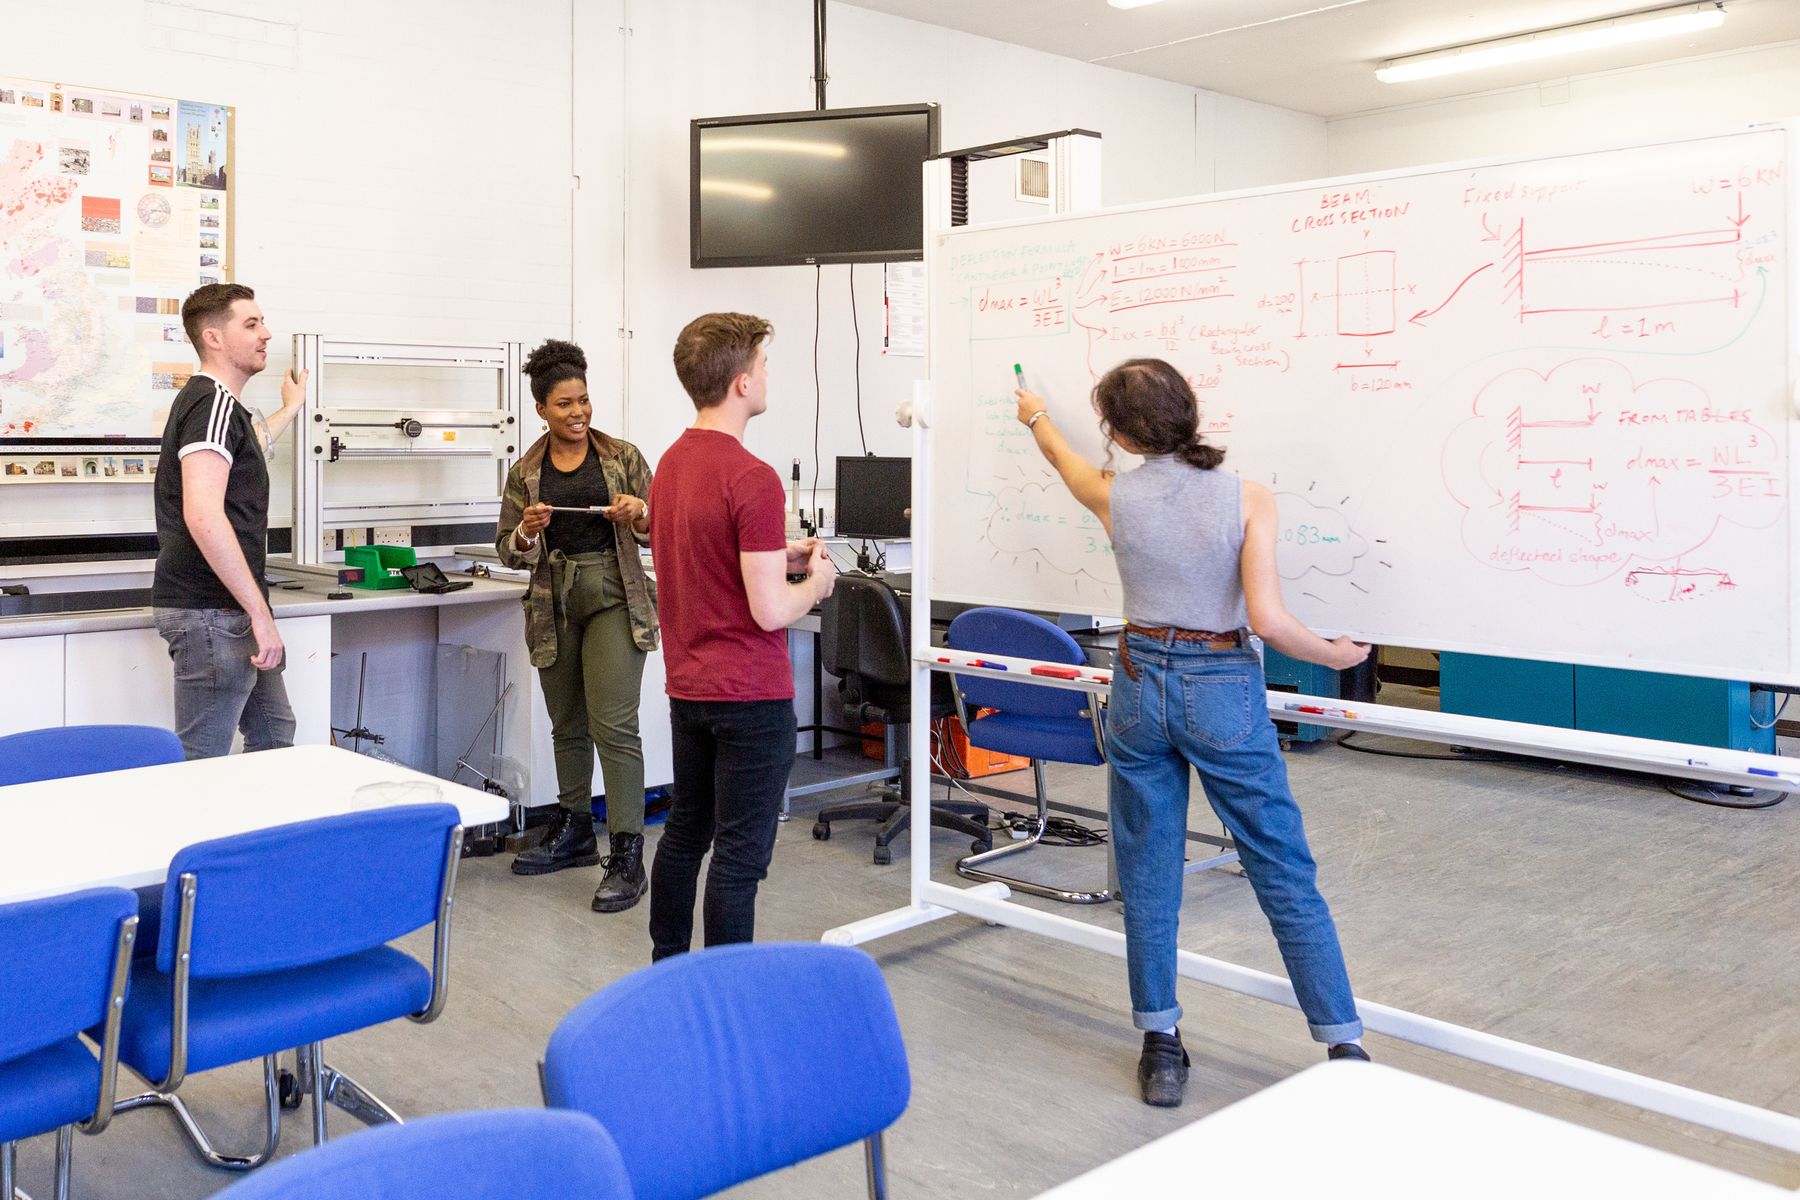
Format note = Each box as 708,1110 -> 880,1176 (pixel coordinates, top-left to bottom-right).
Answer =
153,606 -> 296,761
1106,631 -> 1361,1044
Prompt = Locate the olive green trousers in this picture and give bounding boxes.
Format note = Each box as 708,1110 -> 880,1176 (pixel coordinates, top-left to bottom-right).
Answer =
538,550 -> 646,835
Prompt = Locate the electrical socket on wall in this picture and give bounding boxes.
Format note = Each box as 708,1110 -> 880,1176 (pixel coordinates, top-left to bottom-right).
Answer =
340,527 -> 367,548
373,525 -> 411,547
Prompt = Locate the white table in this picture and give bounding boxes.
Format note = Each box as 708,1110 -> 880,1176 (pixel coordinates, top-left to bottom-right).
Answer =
0,745 -> 509,904
1035,1062 -> 1791,1198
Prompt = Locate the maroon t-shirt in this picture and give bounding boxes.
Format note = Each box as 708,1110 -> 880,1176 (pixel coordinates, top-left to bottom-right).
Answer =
649,428 -> 793,702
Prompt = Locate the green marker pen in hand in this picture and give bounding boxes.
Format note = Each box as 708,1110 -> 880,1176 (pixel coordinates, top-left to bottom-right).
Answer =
1014,363 -> 1050,433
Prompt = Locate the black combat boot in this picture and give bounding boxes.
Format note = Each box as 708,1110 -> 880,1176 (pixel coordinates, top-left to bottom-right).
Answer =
511,807 -> 600,876
591,832 -> 647,913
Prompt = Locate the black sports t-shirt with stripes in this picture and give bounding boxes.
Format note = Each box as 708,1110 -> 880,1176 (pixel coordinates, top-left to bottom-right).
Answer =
152,372 -> 269,610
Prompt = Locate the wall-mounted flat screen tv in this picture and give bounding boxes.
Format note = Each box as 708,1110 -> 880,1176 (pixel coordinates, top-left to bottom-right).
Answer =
690,103 -> 939,268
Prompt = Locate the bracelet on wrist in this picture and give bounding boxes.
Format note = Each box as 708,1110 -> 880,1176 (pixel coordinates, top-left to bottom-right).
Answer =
1027,410 -> 1048,428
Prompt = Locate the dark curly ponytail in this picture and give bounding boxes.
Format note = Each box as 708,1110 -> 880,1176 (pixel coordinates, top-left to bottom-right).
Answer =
1092,358 -> 1224,471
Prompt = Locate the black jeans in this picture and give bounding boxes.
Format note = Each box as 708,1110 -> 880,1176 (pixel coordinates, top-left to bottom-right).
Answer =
648,697 -> 797,960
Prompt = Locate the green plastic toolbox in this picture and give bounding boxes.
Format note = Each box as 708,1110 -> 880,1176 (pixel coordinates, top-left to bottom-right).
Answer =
343,545 -> 417,590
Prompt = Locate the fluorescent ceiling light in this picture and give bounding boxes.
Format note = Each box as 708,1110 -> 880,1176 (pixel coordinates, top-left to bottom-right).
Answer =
1377,3 -> 1725,83
706,137 -> 847,158
699,179 -> 775,201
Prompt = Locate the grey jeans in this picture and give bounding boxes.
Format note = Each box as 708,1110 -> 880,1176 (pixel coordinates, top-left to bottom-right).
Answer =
154,606 -> 296,760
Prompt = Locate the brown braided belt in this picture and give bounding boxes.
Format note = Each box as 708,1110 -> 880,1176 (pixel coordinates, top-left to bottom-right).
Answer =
1116,623 -> 1245,681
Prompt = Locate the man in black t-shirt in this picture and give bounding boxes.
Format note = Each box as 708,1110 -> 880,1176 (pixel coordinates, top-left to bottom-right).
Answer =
152,283 -> 307,759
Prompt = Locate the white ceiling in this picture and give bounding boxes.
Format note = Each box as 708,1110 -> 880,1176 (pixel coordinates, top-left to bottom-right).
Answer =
842,0 -> 1800,118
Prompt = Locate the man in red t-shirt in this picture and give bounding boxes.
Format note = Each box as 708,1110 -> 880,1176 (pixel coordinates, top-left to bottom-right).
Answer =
646,312 -> 836,960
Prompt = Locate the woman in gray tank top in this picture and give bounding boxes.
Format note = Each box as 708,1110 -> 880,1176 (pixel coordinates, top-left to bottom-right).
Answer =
1016,358 -> 1371,1108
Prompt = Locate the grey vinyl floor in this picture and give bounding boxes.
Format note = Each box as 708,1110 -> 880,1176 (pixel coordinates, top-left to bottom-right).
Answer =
17,722 -> 1800,1197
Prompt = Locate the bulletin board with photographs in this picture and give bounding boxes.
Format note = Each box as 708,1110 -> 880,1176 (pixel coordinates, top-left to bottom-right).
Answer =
1,451 -> 158,485
0,74 -> 233,460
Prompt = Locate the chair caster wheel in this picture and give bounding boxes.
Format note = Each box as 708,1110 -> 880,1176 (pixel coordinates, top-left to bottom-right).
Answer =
812,821 -> 830,841
278,1068 -> 303,1110
872,845 -> 893,866
971,839 -> 991,854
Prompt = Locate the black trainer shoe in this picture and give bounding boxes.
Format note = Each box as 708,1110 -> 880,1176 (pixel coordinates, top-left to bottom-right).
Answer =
1137,1030 -> 1189,1107
591,832 -> 648,913
1327,1042 -> 1372,1062
511,807 -> 599,876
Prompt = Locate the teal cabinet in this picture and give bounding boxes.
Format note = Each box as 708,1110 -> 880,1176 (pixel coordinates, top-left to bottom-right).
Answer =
1263,646 -> 1342,744
1439,652 -> 1774,753
1574,666 -> 1776,753
1439,653 -> 1575,727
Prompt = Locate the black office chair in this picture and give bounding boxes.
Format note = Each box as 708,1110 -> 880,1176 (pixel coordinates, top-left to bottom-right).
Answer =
811,575 -> 992,865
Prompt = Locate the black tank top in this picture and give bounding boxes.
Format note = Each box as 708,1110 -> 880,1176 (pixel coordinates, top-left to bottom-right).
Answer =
539,446 -> 615,556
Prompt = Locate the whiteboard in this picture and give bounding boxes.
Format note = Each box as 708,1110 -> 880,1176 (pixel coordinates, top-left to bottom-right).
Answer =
928,126 -> 1795,684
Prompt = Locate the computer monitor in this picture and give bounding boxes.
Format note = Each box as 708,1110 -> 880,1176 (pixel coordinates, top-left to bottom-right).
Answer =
834,456 -> 910,539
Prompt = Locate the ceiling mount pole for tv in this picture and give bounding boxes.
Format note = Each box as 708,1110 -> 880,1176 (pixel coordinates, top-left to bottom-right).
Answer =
812,0 -> 828,110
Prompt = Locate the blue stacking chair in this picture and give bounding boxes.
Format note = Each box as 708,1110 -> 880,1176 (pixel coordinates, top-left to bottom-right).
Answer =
0,725 -> 183,787
214,1108 -> 635,1200
110,803 -> 465,1173
946,608 -> 1115,904
0,888 -> 138,1200
543,943 -> 910,1200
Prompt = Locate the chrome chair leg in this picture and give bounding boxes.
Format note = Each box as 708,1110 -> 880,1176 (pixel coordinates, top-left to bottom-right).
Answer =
320,1065 -> 403,1128
863,1131 -> 888,1200
51,1127 -> 71,1200
3,1138 -> 22,1200
115,1054 -> 283,1171
281,1045 -> 403,1134
300,1042 -> 329,1146
955,762 -> 1117,904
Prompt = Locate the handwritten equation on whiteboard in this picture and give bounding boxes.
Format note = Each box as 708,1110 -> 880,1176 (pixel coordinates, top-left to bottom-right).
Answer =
930,129 -> 1791,680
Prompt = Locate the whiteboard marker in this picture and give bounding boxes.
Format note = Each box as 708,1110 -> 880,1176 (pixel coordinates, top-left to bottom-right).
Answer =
1013,363 -> 1026,389
1284,703 -> 1356,719
1748,767 -> 1779,778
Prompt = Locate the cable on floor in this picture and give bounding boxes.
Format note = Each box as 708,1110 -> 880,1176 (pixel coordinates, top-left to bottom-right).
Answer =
1661,780 -> 1789,810
1334,731 -> 1511,763
987,811 -> 1108,847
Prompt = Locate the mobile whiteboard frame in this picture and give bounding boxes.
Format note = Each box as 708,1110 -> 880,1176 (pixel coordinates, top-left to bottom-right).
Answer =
823,125 -> 1800,1157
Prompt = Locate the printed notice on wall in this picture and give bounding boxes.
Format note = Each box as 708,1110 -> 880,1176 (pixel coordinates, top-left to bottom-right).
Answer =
883,261 -> 925,357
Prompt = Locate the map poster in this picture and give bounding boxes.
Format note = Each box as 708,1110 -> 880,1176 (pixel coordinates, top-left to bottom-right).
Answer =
0,76 -> 233,443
